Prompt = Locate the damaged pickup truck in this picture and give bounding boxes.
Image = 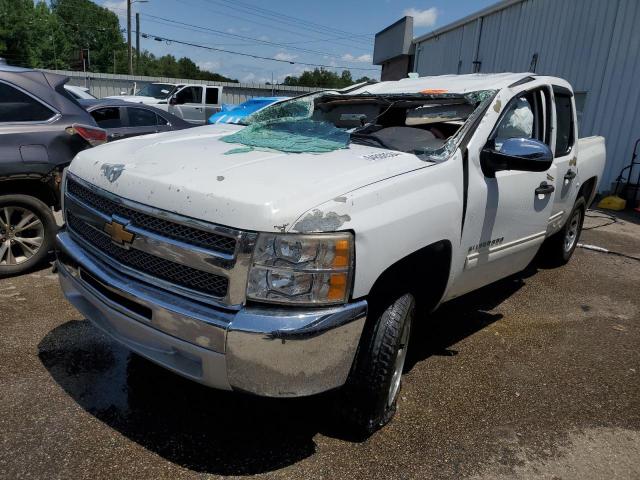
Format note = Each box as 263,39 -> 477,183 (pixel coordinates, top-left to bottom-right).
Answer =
56,73 -> 605,434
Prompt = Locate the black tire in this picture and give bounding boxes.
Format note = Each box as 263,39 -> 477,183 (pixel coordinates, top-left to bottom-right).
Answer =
542,197 -> 586,266
0,194 -> 57,277
337,292 -> 416,436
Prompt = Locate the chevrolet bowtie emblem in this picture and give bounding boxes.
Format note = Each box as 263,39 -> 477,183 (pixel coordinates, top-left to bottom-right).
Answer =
104,219 -> 135,246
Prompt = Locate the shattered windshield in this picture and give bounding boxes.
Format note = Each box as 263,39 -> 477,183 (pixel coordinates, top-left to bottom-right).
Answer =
221,89 -> 496,160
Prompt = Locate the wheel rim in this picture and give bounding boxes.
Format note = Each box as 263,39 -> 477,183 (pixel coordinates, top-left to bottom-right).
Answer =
563,209 -> 582,253
0,206 -> 44,266
387,315 -> 412,408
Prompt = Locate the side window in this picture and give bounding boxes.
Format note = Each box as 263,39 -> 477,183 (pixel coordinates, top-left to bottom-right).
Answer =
205,87 -> 219,105
493,89 -> 550,150
176,86 -> 202,104
128,107 -> 158,127
494,97 -> 534,149
554,91 -> 575,156
0,81 -> 56,122
91,107 -> 122,128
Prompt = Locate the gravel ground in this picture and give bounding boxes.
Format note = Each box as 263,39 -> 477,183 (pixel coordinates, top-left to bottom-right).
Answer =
1,209 -> 639,479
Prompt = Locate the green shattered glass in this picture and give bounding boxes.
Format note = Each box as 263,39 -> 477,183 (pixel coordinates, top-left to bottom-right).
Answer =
221,118 -> 349,154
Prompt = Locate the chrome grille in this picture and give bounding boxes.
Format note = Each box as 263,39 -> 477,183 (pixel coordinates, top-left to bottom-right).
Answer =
66,177 -> 236,254
66,211 -> 229,298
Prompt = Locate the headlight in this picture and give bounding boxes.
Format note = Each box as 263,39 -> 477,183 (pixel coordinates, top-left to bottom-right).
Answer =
246,232 -> 353,305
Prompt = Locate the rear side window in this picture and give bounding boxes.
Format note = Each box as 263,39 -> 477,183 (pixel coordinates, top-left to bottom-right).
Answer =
91,107 -> 122,128
0,81 -> 56,122
554,92 -> 574,156
205,88 -> 219,105
176,86 -> 202,104
128,107 -> 158,127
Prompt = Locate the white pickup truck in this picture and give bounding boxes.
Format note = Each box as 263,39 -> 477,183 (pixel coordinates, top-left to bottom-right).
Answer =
56,73 -> 605,434
109,83 -> 223,124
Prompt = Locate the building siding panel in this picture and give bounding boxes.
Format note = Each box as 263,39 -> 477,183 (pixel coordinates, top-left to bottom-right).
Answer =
412,0 -> 640,191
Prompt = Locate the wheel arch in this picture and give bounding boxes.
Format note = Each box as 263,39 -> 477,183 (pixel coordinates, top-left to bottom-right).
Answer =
578,176 -> 598,207
363,239 -> 452,315
0,178 -> 59,209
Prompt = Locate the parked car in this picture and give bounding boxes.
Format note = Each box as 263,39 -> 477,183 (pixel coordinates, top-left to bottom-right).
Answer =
64,85 -> 96,100
208,97 -> 289,124
56,73 -> 605,435
166,84 -> 224,124
79,99 -> 193,141
0,65 -> 106,276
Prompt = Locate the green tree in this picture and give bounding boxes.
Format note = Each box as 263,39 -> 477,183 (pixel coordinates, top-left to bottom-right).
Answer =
0,0 -> 36,67
177,56 -> 198,79
283,68 -> 365,88
0,0 -> 238,81
51,0 -> 126,72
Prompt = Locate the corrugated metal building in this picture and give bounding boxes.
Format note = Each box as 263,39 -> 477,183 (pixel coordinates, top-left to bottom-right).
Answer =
373,0 -> 640,191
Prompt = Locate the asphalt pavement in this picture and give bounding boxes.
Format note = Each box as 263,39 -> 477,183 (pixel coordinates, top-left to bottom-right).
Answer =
1,209 -> 639,479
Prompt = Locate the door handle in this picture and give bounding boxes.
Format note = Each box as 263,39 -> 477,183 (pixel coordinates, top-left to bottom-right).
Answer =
535,182 -> 555,195
564,169 -> 577,180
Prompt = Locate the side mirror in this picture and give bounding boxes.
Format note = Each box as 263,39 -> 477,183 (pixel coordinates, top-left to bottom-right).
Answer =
480,138 -> 553,178
169,95 -> 179,106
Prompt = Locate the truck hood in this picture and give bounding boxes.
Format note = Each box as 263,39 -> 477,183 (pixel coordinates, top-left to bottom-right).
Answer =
105,95 -> 163,104
68,125 -> 433,232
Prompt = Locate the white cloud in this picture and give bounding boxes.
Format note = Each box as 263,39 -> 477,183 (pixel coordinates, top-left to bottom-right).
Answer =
197,60 -> 221,72
403,7 -> 438,27
102,0 -> 127,13
274,52 -> 297,62
341,53 -> 373,63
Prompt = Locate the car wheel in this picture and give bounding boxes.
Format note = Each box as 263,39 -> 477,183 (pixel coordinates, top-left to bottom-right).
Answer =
337,292 -> 415,436
0,195 -> 57,277
542,197 -> 586,266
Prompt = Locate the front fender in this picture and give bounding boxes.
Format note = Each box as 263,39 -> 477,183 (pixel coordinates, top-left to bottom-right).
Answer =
290,151 -> 464,299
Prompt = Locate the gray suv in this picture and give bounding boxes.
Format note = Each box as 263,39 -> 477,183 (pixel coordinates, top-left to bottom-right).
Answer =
0,64 -> 106,276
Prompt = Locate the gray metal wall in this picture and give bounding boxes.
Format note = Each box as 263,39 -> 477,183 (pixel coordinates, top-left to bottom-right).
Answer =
413,0 -> 640,191
41,69 -> 322,104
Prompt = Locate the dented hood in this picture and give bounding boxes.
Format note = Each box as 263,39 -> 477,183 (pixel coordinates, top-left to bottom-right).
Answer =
68,125 -> 432,232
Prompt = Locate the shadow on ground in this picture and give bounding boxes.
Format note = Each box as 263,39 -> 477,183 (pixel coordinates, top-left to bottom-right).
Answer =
37,258 -> 545,476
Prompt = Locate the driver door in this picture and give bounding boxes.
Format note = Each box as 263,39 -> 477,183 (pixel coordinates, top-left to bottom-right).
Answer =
452,85 -> 557,297
169,86 -> 204,124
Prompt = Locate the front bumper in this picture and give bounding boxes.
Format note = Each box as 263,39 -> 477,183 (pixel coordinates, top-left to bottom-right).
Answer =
56,230 -> 367,397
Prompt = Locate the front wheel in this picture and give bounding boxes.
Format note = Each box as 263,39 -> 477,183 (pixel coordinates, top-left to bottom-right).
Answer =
542,197 -> 586,266
337,292 -> 415,436
0,195 -> 56,277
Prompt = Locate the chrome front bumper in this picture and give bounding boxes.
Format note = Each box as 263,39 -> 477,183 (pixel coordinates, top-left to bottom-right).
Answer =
56,231 -> 367,397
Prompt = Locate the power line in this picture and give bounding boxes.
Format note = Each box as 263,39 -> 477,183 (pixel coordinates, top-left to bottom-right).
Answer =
175,0 -> 373,51
137,30 -> 379,71
140,12 -> 356,58
212,0 -> 374,41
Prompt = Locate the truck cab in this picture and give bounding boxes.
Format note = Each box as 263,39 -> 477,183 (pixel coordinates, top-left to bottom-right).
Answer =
55,73 -> 605,435
168,84 -> 223,124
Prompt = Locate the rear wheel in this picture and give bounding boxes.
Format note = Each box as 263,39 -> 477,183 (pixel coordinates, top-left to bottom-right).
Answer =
542,197 -> 586,266
337,292 -> 415,436
0,195 -> 56,277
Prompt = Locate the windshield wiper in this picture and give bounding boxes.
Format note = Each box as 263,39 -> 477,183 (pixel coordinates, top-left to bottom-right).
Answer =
350,132 -> 393,150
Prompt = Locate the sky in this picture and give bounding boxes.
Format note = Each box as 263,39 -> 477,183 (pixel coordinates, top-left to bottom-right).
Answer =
100,0 -> 497,83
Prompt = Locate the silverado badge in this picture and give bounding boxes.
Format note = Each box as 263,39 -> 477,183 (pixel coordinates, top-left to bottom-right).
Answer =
104,219 -> 135,246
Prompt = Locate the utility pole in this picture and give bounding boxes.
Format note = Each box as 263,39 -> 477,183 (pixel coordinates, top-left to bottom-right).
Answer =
127,0 -> 148,75
136,13 -> 140,74
127,0 -> 132,74
113,50 -> 116,74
